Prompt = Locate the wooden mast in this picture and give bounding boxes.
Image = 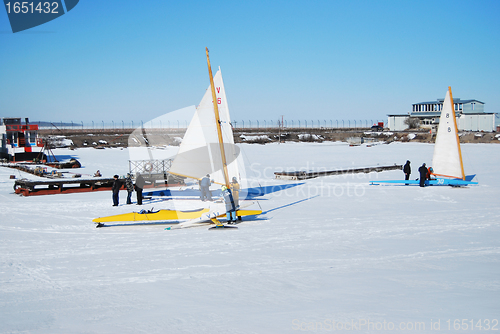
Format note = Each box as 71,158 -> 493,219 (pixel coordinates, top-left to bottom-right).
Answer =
449,86 -> 466,180
206,47 -> 231,188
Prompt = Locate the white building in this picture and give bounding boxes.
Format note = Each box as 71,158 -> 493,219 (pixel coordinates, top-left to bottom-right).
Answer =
388,98 -> 497,131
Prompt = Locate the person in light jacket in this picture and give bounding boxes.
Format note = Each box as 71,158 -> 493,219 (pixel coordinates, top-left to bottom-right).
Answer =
222,185 -> 236,223
135,172 -> 146,205
200,174 -> 212,201
230,177 -> 240,207
230,177 -> 241,220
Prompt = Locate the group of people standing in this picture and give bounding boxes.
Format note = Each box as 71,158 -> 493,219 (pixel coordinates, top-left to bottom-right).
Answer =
112,173 -> 146,206
403,160 -> 435,187
111,171 -> 241,223
199,173 -> 240,223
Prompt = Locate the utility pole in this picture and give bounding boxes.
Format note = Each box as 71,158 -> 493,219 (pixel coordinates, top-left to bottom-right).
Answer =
279,115 -> 284,144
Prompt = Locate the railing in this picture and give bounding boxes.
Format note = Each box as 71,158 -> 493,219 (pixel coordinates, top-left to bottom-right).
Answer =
129,159 -> 173,175
35,119 -> 385,130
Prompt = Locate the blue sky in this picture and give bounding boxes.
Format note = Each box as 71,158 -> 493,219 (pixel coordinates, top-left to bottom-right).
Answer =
1,0 -> 499,125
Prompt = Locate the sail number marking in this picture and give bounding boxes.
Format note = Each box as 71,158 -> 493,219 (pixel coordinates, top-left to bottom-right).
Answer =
216,87 -> 222,104
5,2 -> 59,14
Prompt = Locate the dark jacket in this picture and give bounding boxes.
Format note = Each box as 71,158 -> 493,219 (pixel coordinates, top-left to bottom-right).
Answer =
403,162 -> 411,175
418,165 -> 428,179
112,178 -> 122,194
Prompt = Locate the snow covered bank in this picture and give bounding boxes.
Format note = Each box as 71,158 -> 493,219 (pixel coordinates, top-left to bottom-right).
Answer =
1,143 -> 499,333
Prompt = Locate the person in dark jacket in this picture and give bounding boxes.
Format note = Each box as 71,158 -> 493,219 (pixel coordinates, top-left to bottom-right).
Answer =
403,160 -> 411,182
222,185 -> 236,223
125,173 -> 134,204
112,174 -> 121,206
135,172 -> 146,205
418,163 -> 428,187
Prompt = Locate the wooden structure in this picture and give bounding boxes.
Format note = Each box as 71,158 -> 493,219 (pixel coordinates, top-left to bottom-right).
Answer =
274,164 -> 402,180
14,178 -> 121,196
13,176 -> 183,196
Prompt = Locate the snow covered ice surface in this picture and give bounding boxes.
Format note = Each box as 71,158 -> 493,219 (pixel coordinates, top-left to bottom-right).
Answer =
1,142 -> 499,333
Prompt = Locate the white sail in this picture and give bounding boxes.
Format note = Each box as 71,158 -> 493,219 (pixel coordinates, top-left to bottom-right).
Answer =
432,87 -> 465,180
170,69 -> 240,185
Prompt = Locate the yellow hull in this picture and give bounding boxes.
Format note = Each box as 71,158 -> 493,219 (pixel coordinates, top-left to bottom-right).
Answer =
238,209 -> 262,216
93,208 -> 210,223
93,208 -> 262,223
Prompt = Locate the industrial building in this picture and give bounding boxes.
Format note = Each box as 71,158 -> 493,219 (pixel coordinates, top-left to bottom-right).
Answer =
388,97 -> 497,131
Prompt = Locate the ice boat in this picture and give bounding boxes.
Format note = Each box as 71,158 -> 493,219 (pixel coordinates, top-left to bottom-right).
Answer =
93,48 -> 261,227
371,87 -> 477,187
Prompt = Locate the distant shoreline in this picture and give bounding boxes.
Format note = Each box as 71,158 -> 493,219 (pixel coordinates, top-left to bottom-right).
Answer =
38,128 -> 500,149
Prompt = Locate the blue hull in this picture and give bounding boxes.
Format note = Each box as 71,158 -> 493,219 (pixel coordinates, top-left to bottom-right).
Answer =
144,183 -> 305,199
370,175 -> 477,186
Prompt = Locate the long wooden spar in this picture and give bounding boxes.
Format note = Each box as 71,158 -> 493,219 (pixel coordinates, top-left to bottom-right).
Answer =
448,86 -> 466,180
206,47 -> 231,188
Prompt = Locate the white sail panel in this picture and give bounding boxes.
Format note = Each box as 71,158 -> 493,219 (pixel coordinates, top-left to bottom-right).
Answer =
170,69 -> 240,185
432,87 -> 464,179
213,69 -> 240,184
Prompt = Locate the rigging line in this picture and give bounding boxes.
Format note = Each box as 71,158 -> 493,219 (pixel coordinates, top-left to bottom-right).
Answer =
256,200 -> 263,212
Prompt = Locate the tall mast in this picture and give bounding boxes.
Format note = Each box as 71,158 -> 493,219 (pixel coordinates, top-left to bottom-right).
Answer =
206,47 -> 231,188
449,86 -> 465,180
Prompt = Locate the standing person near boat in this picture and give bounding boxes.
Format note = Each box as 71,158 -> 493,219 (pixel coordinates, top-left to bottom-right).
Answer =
112,174 -> 121,206
222,185 -> 236,223
135,172 -> 145,205
230,177 -> 241,220
418,163 -> 428,187
125,173 -> 134,204
403,160 -> 411,181
200,174 -> 212,201
427,167 -> 436,180
230,177 -> 240,207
